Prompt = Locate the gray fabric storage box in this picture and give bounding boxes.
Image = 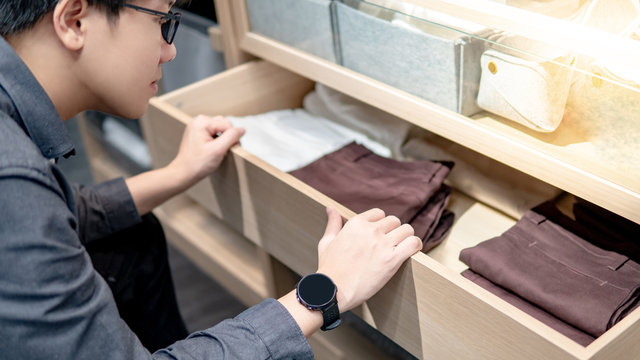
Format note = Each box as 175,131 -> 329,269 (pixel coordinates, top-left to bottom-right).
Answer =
334,0 -> 486,115
247,0 -> 337,63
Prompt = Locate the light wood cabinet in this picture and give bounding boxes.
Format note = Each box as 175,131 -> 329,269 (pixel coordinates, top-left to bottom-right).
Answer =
131,1 -> 640,359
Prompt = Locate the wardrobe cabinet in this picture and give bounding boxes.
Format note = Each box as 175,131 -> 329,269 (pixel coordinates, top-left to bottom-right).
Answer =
136,0 -> 640,359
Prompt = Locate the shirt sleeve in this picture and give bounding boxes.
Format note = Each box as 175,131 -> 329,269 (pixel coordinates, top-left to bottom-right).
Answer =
71,177 -> 141,245
0,170 -> 313,360
155,299 -> 314,359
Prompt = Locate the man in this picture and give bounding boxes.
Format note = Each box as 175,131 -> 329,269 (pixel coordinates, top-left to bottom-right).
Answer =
0,0 -> 422,358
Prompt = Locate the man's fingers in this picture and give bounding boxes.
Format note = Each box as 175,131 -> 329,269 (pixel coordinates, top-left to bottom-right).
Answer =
210,127 -> 245,151
394,236 -> 422,259
386,223 -> 415,245
196,115 -> 233,136
375,215 -> 401,234
359,208 -> 385,222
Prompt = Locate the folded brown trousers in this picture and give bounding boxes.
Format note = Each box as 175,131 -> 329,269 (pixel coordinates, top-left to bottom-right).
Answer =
462,269 -> 596,346
290,142 -> 454,251
460,202 -> 640,339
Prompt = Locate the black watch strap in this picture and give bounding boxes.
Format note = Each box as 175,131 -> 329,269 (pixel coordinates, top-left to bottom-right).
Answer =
321,302 -> 341,331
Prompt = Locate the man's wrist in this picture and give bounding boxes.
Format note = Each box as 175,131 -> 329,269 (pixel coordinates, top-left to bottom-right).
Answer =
165,161 -> 197,191
278,290 -> 323,338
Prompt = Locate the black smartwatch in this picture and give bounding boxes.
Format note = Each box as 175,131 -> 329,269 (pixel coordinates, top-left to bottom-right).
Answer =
296,273 -> 342,331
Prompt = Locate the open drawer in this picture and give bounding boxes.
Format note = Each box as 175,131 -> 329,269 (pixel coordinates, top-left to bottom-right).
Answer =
141,60 -> 640,360
152,194 -> 269,307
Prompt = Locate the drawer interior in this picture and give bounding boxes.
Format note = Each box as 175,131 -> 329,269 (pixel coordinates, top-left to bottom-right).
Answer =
143,60 -> 640,359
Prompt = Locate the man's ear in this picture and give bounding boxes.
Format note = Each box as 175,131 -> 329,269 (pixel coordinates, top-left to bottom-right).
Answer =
52,0 -> 90,51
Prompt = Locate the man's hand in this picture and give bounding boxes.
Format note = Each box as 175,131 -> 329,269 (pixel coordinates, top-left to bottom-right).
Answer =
317,207 -> 422,312
169,115 -> 245,184
126,115 -> 244,215
278,207 -> 421,338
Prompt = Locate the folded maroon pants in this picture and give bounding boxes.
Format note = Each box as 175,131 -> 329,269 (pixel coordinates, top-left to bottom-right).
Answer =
462,269 -> 595,346
290,142 -> 454,250
460,202 -> 640,338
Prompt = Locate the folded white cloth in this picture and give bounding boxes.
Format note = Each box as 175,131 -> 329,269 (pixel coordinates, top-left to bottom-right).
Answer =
227,109 -> 391,172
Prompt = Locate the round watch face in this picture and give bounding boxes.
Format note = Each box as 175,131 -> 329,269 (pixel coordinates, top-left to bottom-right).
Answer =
298,273 -> 336,307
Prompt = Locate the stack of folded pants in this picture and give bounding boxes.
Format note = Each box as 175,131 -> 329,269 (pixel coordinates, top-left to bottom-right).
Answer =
290,142 -> 454,252
459,201 -> 640,346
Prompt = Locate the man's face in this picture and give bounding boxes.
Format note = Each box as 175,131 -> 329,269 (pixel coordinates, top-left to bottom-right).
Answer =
79,0 -> 177,118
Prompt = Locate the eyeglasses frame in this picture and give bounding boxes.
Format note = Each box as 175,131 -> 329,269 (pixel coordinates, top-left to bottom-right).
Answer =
124,4 -> 182,44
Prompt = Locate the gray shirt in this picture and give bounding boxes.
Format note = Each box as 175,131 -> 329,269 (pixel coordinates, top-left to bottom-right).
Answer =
0,36 -> 313,359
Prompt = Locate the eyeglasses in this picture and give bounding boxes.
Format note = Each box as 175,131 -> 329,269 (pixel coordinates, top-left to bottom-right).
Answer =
124,4 -> 181,44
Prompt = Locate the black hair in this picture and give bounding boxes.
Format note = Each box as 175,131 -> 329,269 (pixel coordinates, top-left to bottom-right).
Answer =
0,0 -> 127,36
0,0 -> 190,37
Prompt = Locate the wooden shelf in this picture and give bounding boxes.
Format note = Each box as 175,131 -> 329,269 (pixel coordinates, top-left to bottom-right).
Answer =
240,32 -> 640,224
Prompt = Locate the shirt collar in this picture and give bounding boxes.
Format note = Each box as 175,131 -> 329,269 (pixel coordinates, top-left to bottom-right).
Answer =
0,36 -> 74,159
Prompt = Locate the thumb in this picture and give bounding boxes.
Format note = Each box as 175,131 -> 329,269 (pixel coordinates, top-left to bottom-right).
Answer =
319,207 -> 342,246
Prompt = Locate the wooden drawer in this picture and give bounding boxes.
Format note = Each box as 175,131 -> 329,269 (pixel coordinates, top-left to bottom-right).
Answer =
153,194 -> 269,307
141,60 -> 640,360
